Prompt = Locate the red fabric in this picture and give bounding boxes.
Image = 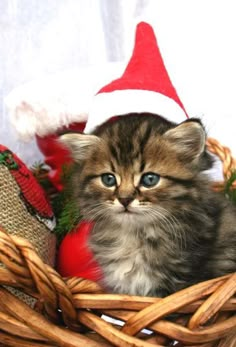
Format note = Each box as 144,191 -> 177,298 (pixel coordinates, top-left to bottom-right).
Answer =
57,221 -> 103,282
98,22 -> 188,117
0,145 -> 53,219
37,122 -> 104,281
36,122 -> 86,191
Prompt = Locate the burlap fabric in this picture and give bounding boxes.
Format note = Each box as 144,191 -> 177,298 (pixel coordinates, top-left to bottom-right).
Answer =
0,148 -> 56,305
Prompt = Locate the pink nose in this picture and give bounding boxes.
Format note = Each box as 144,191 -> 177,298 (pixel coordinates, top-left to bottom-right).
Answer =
118,197 -> 133,208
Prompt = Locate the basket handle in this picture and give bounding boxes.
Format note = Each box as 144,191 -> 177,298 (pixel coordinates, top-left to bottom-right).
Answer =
206,137 -> 236,191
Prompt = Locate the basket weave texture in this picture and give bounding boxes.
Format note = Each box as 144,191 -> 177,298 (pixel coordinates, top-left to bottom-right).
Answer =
0,138 -> 235,347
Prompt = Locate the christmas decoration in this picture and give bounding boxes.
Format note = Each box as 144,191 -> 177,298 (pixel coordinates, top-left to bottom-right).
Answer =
0,145 -> 57,306
85,21 -> 188,133
0,145 -> 56,265
36,122 -> 85,191
57,221 -> 102,282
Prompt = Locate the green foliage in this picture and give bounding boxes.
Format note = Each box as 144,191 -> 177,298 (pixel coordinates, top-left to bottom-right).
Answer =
52,189 -> 81,243
51,165 -> 82,242
224,171 -> 236,205
31,162 -> 81,242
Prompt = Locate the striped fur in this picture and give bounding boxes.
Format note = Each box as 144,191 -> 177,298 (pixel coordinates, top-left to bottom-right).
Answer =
61,113 -> 236,297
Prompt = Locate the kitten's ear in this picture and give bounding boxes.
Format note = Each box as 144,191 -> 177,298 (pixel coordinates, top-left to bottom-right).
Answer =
163,120 -> 206,160
59,133 -> 101,161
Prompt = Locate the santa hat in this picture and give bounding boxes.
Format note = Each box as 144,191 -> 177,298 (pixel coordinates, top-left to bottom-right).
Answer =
85,21 -> 188,133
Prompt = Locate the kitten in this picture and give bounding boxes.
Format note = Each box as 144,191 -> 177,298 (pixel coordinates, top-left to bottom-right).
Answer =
60,113 -> 236,297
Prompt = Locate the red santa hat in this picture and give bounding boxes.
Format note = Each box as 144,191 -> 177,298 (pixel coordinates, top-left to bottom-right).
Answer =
85,21 -> 188,133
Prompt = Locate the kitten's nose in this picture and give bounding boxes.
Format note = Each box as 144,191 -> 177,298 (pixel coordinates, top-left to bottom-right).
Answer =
118,197 -> 133,208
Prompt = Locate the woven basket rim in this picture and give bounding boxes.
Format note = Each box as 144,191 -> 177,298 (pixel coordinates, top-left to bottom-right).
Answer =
0,137 -> 235,347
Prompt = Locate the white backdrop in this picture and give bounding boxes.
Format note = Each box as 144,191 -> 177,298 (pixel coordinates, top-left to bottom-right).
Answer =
1,0 -> 236,174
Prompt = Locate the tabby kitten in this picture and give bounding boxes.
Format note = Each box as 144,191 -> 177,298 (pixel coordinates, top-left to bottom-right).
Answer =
60,113 -> 236,297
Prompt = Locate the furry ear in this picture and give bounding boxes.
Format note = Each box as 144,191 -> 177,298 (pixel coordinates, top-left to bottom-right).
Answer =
163,119 -> 206,161
59,133 -> 101,161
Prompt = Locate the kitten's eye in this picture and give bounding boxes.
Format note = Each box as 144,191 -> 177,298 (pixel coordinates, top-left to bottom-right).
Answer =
140,172 -> 160,188
101,173 -> 117,187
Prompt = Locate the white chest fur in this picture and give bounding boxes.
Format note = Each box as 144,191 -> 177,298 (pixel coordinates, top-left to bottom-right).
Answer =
90,223 -> 168,296
104,248 -> 155,295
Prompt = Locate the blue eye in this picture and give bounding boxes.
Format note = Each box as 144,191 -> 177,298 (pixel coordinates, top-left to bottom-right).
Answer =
140,172 -> 160,187
101,173 -> 117,187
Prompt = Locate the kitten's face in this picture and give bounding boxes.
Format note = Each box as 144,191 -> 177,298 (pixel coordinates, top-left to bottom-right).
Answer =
61,114 -> 211,227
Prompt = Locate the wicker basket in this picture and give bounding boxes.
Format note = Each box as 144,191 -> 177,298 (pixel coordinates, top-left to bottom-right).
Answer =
0,138 -> 235,347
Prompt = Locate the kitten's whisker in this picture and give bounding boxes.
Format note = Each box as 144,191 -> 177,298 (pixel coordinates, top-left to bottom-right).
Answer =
162,214 -> 186,251
159,207 -> 187,249
82,203 -> 109,222
141,206 -> 186,251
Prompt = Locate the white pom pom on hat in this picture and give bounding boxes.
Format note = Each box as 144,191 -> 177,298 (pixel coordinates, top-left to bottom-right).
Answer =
85,21 -> 189,133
